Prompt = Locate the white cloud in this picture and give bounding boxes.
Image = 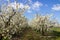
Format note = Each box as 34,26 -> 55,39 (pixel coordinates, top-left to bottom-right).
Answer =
27,10 -> 32,13
52,4 -> 60,11
19,3 -> 24,9
33,1 -> 42,8
24,5 -> 30,9
26,1 -> 43,12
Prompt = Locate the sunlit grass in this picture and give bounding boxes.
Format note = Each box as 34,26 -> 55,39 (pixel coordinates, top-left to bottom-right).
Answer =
51,27 -> 60,32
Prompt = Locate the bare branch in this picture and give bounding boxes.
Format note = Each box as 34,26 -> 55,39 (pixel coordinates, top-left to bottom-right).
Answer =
0,15 -> 5,23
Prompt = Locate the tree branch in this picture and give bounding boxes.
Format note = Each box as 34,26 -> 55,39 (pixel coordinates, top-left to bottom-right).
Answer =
0,15 -> 5,23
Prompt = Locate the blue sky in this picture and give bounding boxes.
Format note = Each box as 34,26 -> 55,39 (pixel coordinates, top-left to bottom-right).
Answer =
0,0 -> 60,22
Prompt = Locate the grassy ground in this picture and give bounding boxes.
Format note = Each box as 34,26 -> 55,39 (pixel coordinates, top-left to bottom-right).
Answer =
51,27 -> 60,40
51,27 -> 60,32
5,27 -> 60,40
20,27 -> 60,40
12,27 -> 60,40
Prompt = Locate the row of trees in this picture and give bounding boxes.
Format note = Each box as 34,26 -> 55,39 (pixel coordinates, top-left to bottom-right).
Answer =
30,14 -> 59,35
0,0 -> 60,40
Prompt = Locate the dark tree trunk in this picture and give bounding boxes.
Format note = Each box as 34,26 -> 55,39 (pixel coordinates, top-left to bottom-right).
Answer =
41,27 -> 45,36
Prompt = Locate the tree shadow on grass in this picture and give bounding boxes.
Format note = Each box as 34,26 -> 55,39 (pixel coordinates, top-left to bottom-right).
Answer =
53,31 -> 60,37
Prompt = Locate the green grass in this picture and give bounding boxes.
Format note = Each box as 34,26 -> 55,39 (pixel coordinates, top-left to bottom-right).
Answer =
2,27 -> 60,40
51,27 -> 60,32
19,27 -> 60,40
56,37 -> 60,40
51,27 -> 60,40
